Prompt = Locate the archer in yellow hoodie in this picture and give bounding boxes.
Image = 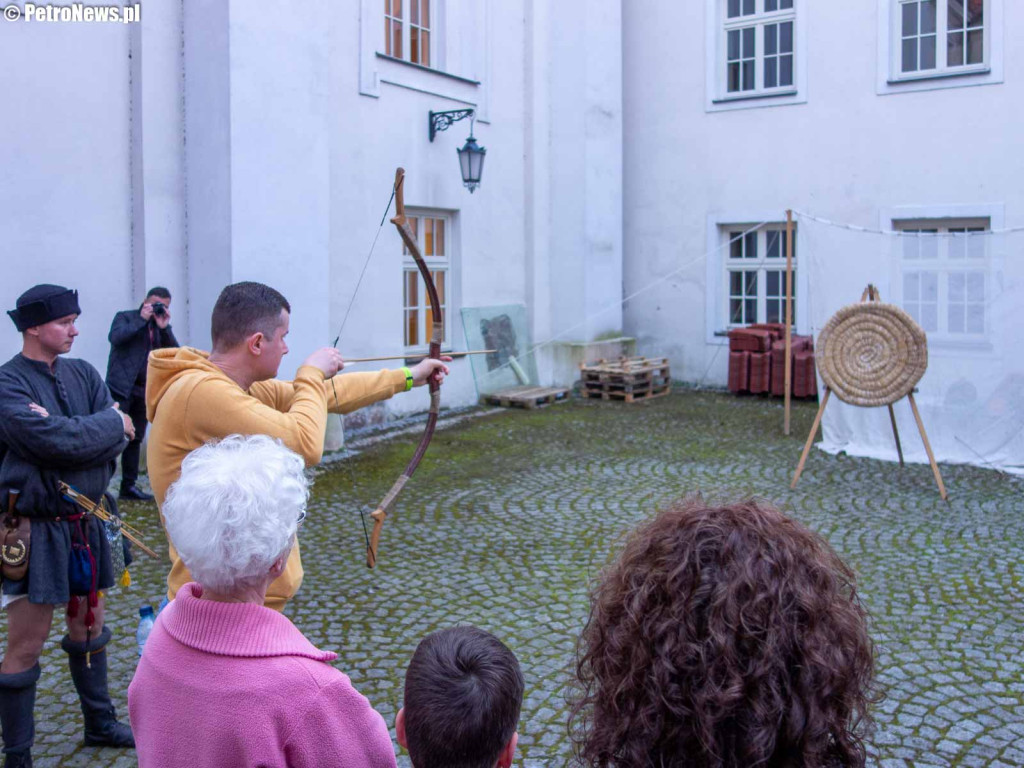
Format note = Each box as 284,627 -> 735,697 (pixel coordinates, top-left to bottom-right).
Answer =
145,282 -> 450,611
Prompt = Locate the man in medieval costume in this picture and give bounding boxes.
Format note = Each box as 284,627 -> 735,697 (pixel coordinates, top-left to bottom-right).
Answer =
0,284 -> 135,767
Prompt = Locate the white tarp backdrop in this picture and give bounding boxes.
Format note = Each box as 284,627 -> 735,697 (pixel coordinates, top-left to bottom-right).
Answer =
798,214 -> 1024,476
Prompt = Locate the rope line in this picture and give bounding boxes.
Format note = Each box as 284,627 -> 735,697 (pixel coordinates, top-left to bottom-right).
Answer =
480,221 -> 771,381
792,210 -> 1024,237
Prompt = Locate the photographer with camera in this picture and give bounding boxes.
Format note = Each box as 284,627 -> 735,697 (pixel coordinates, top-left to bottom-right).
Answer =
105,287 -> 179,501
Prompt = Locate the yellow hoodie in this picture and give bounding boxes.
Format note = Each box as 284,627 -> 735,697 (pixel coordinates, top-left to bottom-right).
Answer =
146,347 -> 406,610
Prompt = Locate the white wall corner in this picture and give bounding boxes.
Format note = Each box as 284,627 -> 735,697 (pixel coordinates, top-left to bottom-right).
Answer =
476,0 -> 492,123
359,0 -> 381,97
704,213 -> 724,346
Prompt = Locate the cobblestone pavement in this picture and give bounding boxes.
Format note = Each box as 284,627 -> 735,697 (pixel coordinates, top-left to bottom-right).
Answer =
11,390 -> 1023,767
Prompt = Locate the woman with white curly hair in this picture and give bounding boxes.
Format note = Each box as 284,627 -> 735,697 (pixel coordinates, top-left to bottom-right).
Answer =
127,434 -> 396,768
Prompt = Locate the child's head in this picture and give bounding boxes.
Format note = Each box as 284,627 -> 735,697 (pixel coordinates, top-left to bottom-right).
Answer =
570,498 -> 876,768
398,626 -> 524,768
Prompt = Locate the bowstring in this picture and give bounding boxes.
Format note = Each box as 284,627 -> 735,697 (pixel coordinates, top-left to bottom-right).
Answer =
359,506 -> 372,553
329,180 -> 398,560
330,181 -> 398,408
332,182 -> 398,349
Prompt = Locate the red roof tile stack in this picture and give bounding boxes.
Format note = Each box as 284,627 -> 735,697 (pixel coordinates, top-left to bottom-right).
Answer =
793,350 -> 817,398
728,351 -> 750,393
749,352 -> 772,393
728,328 -> 816,397
728,328 -> 774,353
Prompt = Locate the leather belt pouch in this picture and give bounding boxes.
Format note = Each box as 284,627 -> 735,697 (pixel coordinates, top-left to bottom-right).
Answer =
1,515 -> 31,582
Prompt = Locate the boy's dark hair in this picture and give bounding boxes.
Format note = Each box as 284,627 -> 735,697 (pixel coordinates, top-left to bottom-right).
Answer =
210,281 -> 291,351
146,286 -> 172,300
404,626 -> 524,768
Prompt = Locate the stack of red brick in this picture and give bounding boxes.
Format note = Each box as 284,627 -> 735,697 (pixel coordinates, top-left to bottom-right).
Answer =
728,324 -> 817,397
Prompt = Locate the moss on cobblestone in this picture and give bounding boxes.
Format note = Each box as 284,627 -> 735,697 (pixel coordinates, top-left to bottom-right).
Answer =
25,390 -> 1024,767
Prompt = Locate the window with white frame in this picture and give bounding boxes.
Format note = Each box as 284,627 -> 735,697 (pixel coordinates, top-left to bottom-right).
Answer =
361,0 -> 484,105
897,219 -> 988,338
402,213 -> 451,351
892,0 -> 987,79
721,0 -> 796,97
384,0 -> 432,67
724,226 -> 796,327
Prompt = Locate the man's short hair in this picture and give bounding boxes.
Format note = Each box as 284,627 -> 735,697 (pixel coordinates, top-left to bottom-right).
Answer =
146,286 -> 172,300
404,626 -> 523,768
210,281 -> 291,351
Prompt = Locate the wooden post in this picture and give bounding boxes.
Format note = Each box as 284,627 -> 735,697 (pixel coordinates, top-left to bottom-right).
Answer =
791,387 -> 830,489
907,392 -> 948,500
784,209 -> 794,435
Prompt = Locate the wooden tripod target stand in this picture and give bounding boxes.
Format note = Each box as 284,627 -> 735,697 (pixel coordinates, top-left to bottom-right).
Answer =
790,285 -> 947,500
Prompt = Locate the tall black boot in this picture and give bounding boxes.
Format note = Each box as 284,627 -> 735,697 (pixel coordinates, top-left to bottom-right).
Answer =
61,628 -> 134,748
0,663 -> 40,767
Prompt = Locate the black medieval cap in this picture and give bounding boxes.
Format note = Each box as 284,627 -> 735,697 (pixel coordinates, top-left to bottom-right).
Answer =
7,284 -> 81,332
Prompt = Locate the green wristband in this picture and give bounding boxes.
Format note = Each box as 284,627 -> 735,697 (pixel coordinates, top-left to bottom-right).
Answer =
401,366 -> 414,391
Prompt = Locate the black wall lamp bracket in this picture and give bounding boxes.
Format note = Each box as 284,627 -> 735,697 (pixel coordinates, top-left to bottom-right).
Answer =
429,108 -> 475,142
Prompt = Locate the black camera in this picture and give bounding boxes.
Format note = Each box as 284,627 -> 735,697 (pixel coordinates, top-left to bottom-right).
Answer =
152,302 -> 167,318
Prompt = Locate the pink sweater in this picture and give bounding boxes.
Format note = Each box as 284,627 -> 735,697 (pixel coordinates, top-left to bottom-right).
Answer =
128,583 -> 397,768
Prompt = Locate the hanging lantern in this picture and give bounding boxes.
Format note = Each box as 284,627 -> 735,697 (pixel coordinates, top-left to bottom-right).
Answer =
429,108 -> 487,193
456,134 -> 486,193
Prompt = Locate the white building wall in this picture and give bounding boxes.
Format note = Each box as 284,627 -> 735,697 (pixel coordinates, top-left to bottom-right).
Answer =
2,1 -> 627,421
529,0 -> 624,354
4,1 -> 1017,469
335,0 -> 526,416
622,0 -> 1021,385
130,1 -> 187,324
182,0 -> 332,379
0,16 -> 135,370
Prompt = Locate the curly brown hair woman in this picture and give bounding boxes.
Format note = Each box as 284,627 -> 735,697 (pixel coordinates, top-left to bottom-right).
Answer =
569,498 -> 876,768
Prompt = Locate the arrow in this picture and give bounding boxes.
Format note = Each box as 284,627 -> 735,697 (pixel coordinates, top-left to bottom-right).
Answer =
344,349 -> 496,365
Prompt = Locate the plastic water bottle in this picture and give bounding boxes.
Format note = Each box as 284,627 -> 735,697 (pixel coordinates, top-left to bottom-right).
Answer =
157,597 -> 169,615
136,605 -> 156,657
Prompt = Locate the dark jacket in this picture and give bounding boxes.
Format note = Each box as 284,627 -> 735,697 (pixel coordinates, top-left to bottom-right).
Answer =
105,308 -> 178,400
0,354 -> 126,519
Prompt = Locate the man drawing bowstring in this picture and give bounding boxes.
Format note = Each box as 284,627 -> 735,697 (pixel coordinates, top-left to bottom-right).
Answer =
146,281 -> 451,612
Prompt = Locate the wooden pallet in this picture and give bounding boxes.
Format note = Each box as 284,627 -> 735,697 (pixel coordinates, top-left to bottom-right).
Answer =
580,384 -> 671,403
481,385 -> 570,409
580,356 -> 671,403
581,356 -> 670,376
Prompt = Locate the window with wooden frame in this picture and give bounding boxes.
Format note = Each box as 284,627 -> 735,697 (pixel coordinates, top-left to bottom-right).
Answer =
384,0 -> 431,67
722,0 -> 796,97
723,226 -> 796,327
897,219 -> 989,339
402,213 -> 451,352
891,0 -> 987,80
